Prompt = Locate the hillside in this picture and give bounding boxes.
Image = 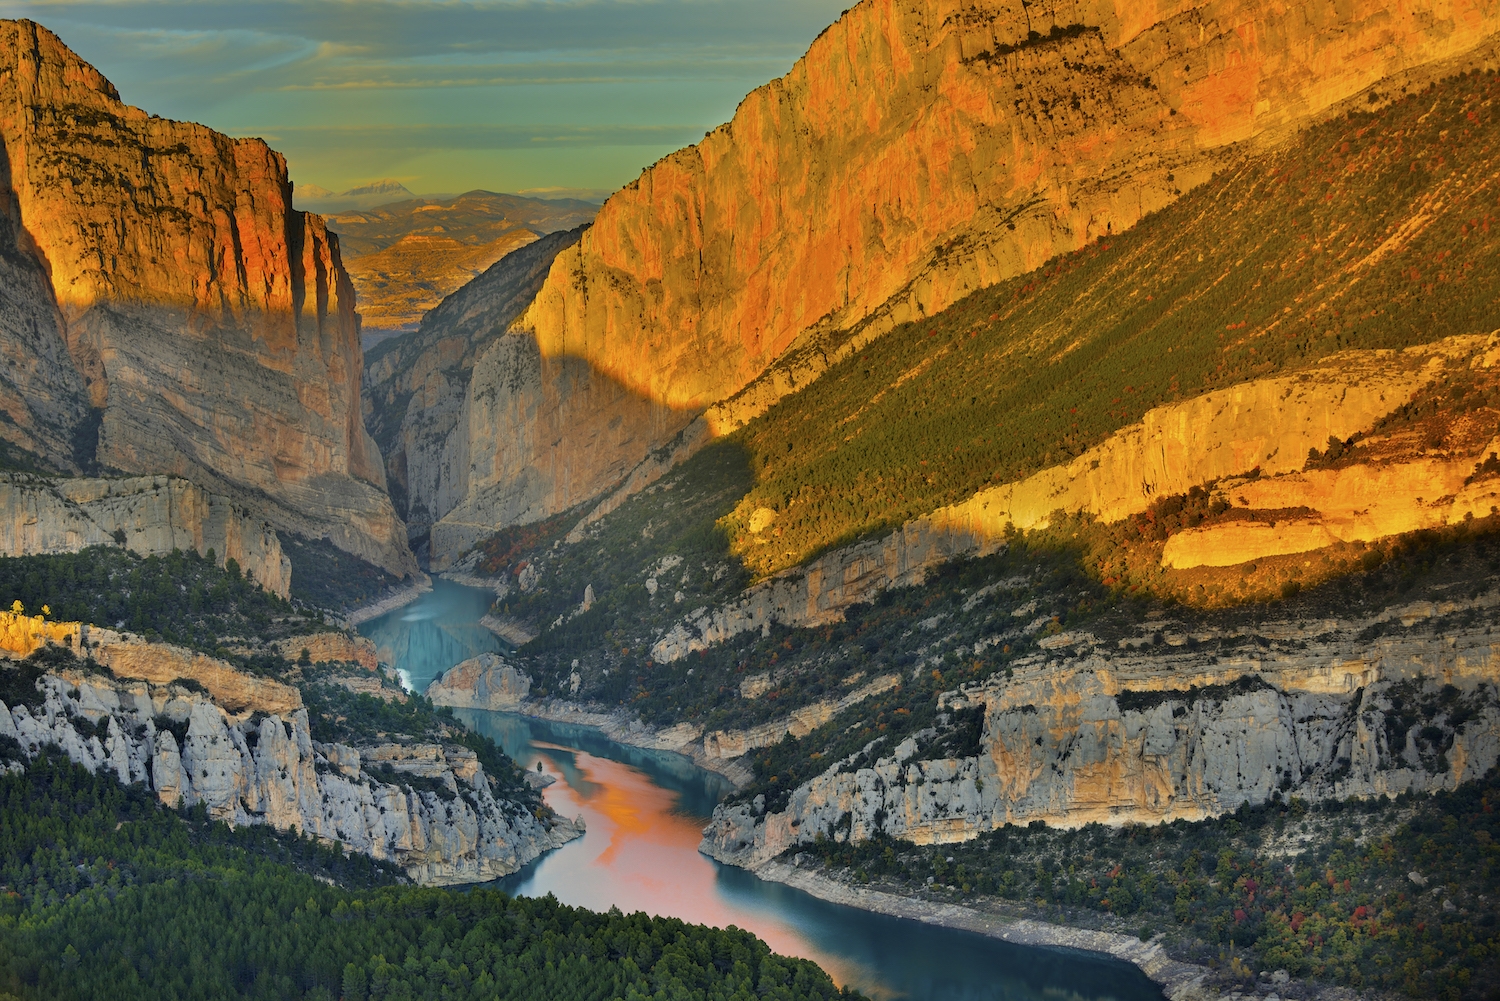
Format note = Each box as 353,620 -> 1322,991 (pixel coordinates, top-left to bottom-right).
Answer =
455,70 -> 1500,657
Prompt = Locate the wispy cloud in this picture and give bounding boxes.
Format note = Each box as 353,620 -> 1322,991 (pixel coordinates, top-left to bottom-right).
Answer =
0,0 -> 847,193
243,122 -> 710,149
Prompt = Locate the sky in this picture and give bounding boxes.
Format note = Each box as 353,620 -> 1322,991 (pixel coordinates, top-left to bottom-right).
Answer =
0,0 -> 849,200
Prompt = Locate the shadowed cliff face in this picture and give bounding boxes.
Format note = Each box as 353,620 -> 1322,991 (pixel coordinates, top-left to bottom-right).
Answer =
363,229 -> 588,554
0,20 -> 414,578
0,136 -> 90,473
430,334 -> 698,570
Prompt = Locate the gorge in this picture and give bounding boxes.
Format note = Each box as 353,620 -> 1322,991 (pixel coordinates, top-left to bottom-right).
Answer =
3,1 -> 1500,998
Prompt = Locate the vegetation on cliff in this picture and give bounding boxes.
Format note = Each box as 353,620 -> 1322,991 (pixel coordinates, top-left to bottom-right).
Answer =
281,535 -> 401,614
0,754 -> 859,1001
474,71 -> 1500,713
0,547 -> 547,822
798,770 -> 1500,1000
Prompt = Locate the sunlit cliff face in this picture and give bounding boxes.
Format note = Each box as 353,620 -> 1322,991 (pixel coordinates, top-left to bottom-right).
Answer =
517,0 -> 1500,418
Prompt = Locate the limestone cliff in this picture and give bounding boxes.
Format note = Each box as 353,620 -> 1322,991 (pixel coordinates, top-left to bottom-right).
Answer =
703,594 -> 1500,866
0,148 -> 89,472
441,0 -> 1500,561
0,661 -> 580,884
429,335 -> 696,568
363,228 -> 584,551
0,20 -> 414,579
0,473 -> 291,597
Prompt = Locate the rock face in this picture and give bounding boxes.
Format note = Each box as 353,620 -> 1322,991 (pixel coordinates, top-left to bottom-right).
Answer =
0,667 -> 579,884
0,473 -> 291,597
0,152 -> 89,472
427,653 -> 532,710
0,20 -> 414,579
429,335 -> 696,568
363,228 -> 585,550
458,0 -> 1500,551
273,631 -> 379,670
703,596 -> 1500,867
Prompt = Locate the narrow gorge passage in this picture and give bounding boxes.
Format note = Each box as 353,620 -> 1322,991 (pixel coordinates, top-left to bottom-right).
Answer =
362,582 -> 1165,1001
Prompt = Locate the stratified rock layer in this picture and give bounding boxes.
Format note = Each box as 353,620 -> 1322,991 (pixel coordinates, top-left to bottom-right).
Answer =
0,20 -> 413,578
0,473 -> 291,597
0,664 -> 580,884
652,335 -> 1498,662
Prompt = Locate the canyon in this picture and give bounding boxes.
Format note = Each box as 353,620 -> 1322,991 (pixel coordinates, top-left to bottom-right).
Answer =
0,20 -> 414,580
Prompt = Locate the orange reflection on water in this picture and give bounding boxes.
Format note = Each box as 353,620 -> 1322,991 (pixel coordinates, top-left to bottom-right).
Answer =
520,744 -> 878,992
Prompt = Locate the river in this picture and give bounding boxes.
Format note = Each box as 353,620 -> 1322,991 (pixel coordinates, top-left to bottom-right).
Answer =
361,580 -> 1165,1001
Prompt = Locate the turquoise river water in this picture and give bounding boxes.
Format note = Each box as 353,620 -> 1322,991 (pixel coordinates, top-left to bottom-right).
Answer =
360,579 -> 1164,1001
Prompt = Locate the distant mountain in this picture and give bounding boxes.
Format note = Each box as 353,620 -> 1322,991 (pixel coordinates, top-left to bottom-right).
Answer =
324,190 -> 597,336
292,178 -> 416,214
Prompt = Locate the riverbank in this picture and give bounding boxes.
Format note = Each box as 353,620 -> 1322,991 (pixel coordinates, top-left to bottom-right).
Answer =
748,862 -> 1369,1001
752,861 -> 1206,998
342,574 -> 433,627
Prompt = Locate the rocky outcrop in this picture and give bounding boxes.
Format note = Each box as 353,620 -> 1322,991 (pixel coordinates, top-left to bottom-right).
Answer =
653,336 -> 1488,662
0,666 -> 580,884
427,653 -> 532,710
0,612 -> 304,715
1161,443 -> 1500,569
702,596 -> 1500,867
456,0 -> 1500,552
0,473 -> 291,597
0,20 -> 414,579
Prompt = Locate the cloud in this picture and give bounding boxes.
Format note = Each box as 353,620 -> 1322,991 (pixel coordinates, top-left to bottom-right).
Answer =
0,0 -> 849,192
246,122 -> 710,150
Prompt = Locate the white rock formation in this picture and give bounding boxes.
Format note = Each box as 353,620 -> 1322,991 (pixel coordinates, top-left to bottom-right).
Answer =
0,667 -> 579,884
703,601 -> 1500,868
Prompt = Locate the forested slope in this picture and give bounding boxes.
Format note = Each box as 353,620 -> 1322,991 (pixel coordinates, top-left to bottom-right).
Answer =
0,755 -> 858,1001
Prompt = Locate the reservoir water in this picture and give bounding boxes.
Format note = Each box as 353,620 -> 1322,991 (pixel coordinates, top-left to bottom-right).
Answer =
361,582 -> 1165,1001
